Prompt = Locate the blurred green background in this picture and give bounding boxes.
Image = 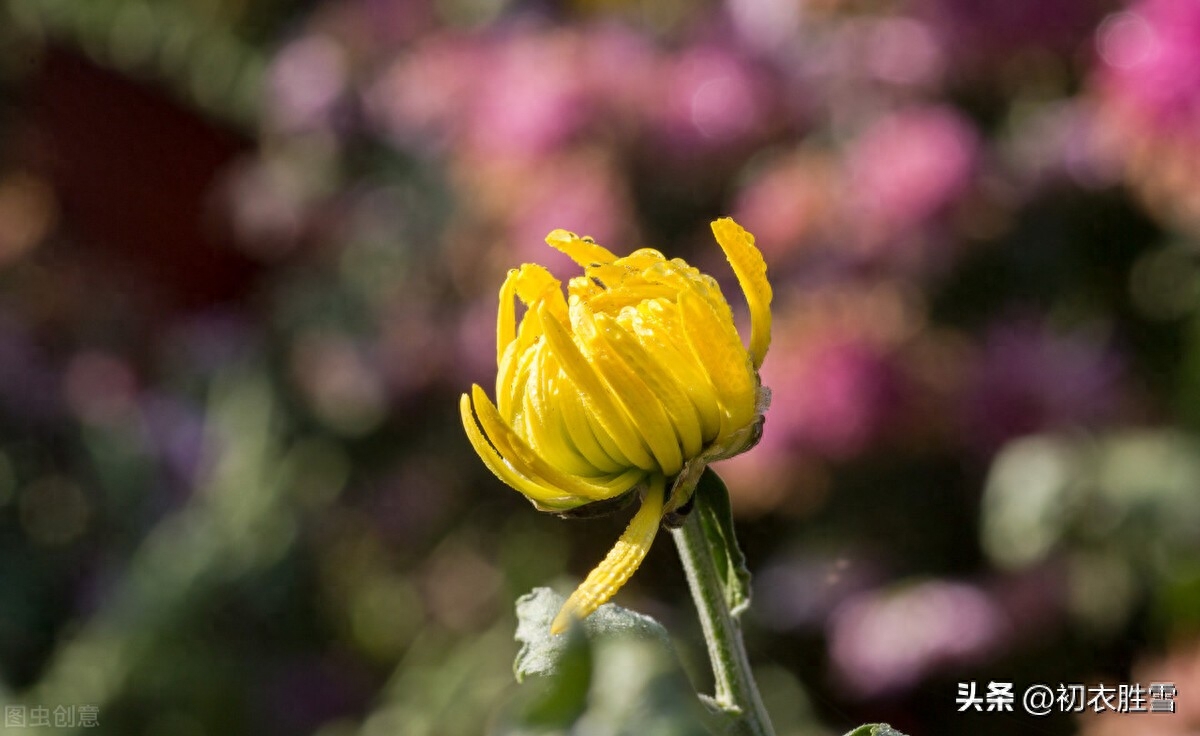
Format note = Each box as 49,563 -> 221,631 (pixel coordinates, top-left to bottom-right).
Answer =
1,0 -> 1199,733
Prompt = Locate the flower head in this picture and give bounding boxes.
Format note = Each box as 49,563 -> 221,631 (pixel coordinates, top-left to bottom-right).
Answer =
461,218 -> 771,633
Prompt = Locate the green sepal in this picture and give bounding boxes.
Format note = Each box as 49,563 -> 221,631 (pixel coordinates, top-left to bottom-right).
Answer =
552,485 -> 639,520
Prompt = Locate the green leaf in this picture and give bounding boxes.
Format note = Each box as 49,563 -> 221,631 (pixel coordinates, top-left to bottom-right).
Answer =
842,724 -> 909,736
694,468 -> 752,617
513,587 -> 671,682
513,627 -> 592,729
504,588 -> 713,736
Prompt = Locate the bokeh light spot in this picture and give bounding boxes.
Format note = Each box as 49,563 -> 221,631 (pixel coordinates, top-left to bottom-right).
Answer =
1098,12 -> 1158,70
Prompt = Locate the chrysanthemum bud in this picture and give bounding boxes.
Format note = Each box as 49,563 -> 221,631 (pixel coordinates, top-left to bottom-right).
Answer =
460,218 -> 772,633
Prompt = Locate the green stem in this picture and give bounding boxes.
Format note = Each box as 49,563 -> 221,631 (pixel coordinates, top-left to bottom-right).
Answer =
671,512 -> 775,736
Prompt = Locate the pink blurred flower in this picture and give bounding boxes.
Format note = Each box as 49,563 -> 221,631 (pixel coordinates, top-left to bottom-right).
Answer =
1090,0 -> 1200,231
651,43 -> 774,152
503,152 -> 631,269
733,151 -> 838,261
266,36 -> 349,133
462,32 -> 592,158
805,16 -> 945,90
759,334 -> 899,460
368,22 -> 792,168
844,106 -> 979,245
727,0 -> 802,54
829,579 -> 1007,697
357,0 -> 436,46
220,158 -> 309,260
1095,0 -> 1200,135
371,28 -> 594,159
578,24 -> 662,127
367,34 -> 486,151
857,16 -> 945,88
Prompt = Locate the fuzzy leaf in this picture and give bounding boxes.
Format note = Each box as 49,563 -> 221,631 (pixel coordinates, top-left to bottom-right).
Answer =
505,587 -> 712,736
695,468 -> 752,617
842,724 -> 909,736
514,587 -> 671,682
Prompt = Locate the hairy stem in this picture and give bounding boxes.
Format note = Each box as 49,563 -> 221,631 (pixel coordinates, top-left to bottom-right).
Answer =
672,512 -> 775,736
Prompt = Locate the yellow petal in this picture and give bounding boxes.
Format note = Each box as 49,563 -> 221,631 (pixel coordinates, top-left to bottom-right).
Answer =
497,337 -> 537,421
551,474 -> 666,634
460,393 -> 578,510
497,269 -> 518,366
711,217 -> 772,370
499,283 -> 552,418
584,284 -> 677,313
521,349 -> 598,477
616,248 -> 669,270
593,312 -> 703,460
626,300 -> 723,442
538,303 -> 658,472
567,274 -> 602,303
522,392 -> 595,478
472,385 -> 642,501
546,229 -> 619,267
678,289 -> 758,441
584,262 -> 630,289
555,370 -> 626,473
513,263 -> 569,324
585,406 -> 632,471
573,301 -> 684,476
512,262 -> 560,302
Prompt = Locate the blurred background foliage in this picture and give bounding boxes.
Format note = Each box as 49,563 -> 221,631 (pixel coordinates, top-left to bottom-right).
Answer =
1,0 -> 1199,733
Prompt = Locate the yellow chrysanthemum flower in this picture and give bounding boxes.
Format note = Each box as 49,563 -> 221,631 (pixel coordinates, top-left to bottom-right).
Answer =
460,217 -> 771,634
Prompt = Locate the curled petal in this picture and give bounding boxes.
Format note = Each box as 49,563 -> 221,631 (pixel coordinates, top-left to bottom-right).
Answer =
711,217 -> 772,369
497,269 -> 518,366
513,263 -> 569,325
546,229 -> 618,267
471,385 -> 643,500
552,474 -> 666,634
460,393 -> 577,510
618,249 -> 670,273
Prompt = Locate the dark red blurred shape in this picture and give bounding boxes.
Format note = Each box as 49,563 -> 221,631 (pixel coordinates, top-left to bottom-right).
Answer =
18,47 -> 261,311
